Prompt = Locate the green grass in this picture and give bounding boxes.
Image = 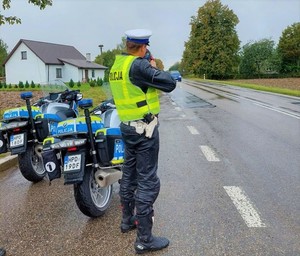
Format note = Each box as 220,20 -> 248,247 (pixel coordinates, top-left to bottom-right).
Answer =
76,83 -> 112,106
190,78 -> 300,97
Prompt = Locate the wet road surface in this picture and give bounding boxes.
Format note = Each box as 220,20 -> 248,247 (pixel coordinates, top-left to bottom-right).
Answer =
0,80 -> 299,255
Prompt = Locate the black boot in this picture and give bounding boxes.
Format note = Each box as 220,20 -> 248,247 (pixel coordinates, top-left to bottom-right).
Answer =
120,201 -> 136,233
134,214 -> 169,254
0,248 -> 6,256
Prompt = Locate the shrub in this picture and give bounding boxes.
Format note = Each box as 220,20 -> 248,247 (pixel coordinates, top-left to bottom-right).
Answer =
8,84 -> 12,89
0,81 -> 2,89
25,80 -> 30,88
89,79 -> 96,87
3,83 -> 7,88
69,79 -> 74,88
31,81 -> 35,88
19,81 -> 24,89
97,77 -> 103,86
14,84 -> 18,89
77,81 -> 81,88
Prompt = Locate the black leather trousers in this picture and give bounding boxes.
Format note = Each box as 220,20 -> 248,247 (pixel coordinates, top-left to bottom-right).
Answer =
119,122 -> 160,218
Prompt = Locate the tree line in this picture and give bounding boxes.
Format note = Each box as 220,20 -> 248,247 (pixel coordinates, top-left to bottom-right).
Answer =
177,0 -> 300,79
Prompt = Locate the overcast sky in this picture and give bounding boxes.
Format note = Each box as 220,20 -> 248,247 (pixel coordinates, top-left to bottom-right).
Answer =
1,0 -> 299,69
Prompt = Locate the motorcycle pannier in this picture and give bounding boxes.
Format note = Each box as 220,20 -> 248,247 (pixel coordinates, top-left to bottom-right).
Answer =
0,131 -> 7,154
95,128 -> 124,166
35,114 -> 61,141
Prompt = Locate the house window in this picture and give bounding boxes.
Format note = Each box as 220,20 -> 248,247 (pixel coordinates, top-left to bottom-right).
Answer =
56,68 -> 62,78
21,51 -> 27,60
92,70 -> 95,78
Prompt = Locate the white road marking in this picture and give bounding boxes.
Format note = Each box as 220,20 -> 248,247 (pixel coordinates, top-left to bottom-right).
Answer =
253,102 -> 300,119
187,126 -> 199,135
199,145 -> 220,162
197,83 -> 300,120
224,186 -> 266,228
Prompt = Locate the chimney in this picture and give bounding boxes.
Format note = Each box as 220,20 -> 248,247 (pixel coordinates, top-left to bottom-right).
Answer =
86,53 -> 91,62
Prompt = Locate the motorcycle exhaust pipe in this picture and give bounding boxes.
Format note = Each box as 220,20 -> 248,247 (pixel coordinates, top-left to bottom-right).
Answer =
95,168 -> 122,187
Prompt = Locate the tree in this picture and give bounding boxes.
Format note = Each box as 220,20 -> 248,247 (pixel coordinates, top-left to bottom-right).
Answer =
239,39 -> 281,78
0,0 -> 52,25
154,58 -> 164,70
182,0 -> 240,79
169,62 -> 181,72
0,39 -> 8,76
278,22 -> 300,74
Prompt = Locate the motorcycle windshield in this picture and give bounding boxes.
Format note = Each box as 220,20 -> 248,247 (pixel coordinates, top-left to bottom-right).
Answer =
40,80 -> 70,100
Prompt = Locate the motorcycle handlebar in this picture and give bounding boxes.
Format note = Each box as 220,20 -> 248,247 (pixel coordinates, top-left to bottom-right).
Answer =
35,89 -> 82,106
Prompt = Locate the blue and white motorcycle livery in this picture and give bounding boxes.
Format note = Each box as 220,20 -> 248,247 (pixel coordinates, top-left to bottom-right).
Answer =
42,99 -> 124,217
0,80 -> 82,182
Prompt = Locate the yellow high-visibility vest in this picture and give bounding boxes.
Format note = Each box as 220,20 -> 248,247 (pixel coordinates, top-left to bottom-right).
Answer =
109,55 -> 160,122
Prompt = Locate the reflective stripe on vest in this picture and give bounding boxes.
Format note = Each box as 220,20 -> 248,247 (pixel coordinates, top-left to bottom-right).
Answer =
109,55 -> 160,122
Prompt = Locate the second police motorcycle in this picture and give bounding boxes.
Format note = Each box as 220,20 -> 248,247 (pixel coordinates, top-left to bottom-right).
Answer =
0,80 -> 83,182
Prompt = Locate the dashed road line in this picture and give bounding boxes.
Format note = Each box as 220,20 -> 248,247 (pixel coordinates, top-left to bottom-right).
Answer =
199,145 -> 220,162
187,126 -> 199,135
224,186 -> 266,228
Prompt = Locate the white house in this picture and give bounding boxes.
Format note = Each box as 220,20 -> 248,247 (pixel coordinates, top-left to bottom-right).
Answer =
3,39 -> 107,84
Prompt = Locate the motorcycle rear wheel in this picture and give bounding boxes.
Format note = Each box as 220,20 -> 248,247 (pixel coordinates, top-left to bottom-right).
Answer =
18,143 -> 45,182
74,166 -> 113,218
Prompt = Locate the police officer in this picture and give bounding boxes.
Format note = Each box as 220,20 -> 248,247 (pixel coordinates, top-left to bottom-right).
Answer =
0,247 -> 6,256
109,29 -> 176,254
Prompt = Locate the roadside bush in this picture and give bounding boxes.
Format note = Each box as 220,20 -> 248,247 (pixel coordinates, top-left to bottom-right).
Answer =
97,77 -> 103,86
8,84 -> 12,89
25,80 -> 30,88
0,81 -> 2,89
89,79 -> 96,87
19,81 -> 24,89
77,81 -> 81,88
3,83 -> 7,88
14,84 -> 18,89
31,81 -> 35,88
69,79 -> 74,88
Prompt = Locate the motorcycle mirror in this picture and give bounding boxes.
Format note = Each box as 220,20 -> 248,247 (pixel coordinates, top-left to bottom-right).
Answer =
76,93 -> 83,101
78,98 -> 93,109
20,91 -> 33,100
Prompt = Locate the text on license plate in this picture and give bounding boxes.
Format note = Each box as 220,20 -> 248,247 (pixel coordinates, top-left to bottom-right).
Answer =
10,133 -> 25,148
64,154 -> 82,172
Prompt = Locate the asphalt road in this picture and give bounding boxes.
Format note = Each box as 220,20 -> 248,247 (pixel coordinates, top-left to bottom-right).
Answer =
0,79 -> 299,255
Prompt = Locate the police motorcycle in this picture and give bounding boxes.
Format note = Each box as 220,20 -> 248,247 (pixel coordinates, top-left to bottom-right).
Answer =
42,98 -> 124,217
0,80 -> 83,182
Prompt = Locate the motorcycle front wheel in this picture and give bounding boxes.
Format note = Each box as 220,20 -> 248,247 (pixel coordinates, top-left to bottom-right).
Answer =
18,142 -> 45,182
74,166 -> 113,218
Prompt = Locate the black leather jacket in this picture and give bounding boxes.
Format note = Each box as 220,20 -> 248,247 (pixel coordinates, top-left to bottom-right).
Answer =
129,57 -> 177,93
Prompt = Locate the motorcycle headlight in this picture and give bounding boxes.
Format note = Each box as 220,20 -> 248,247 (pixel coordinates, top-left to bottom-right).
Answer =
0,121 -> 28,131
50,138 -> 87,149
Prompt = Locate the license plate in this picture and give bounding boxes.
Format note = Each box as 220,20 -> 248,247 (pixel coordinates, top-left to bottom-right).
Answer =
10,133 -> 25,148
64,154 -> 82,172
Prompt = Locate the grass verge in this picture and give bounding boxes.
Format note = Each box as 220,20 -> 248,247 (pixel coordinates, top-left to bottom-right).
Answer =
190,78 -> 300,97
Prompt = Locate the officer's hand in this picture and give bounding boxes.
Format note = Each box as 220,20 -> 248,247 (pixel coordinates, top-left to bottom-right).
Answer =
150,59 -> 157,68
